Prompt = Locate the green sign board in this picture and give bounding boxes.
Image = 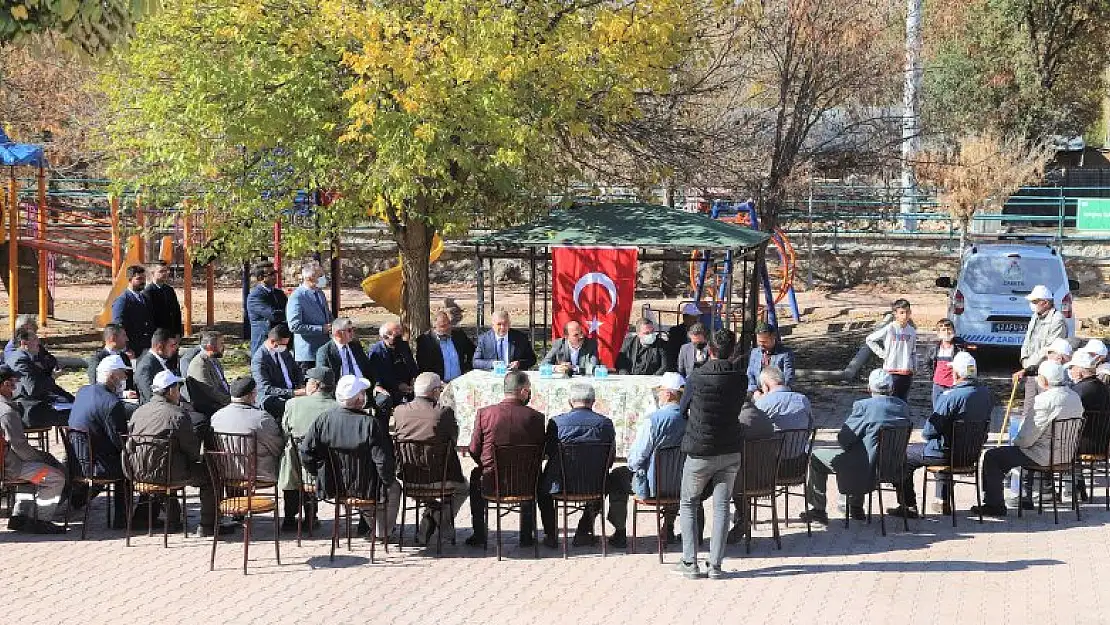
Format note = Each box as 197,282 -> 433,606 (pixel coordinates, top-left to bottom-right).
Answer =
1078,198 -> 1110,231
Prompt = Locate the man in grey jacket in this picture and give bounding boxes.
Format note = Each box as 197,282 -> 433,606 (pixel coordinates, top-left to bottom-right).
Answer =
210,377 -> 285,484
0,365 -> 66,534
1014,284 -> 1068,423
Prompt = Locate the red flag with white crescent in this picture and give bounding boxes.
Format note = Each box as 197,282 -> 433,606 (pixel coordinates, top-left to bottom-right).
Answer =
551,246 -> 638,368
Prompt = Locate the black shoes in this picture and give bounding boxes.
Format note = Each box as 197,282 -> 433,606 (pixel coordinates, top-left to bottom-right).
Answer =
798,509 -> 830,525
540,534 -> 558,549
608,531 -> 628,548
7,516 -> 65,534
886,505 -> 920,519
725,524 -> 744,544
969,504 -> 1007,518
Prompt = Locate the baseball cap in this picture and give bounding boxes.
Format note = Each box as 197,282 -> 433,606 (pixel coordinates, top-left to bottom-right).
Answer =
1047,338 -> 1073,356
1025,285 -> 1053,301
335,375 -> 372,402
654,372 -> 685,391
1082,339 -> 1108,358
1038,360 -> 1067,386
681,303 -> 701,316
305,366 -> 335,387
755,322 -> 777,335
1069,350 -> 1096,370
96,354 -> 132,377
868,369 -> 893,392
229,376 -> 256,398
151,370 -> 184,393
951,352 -> 977,378
0,365 -> 22,383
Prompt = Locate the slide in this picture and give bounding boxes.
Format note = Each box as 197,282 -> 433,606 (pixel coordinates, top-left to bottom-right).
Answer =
93,234 -> 174,327
361,234 -> 444,315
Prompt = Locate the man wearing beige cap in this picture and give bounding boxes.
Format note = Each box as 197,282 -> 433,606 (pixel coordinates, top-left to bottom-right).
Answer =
1082,339 -> 1108,366
1015,284 -> 1068,424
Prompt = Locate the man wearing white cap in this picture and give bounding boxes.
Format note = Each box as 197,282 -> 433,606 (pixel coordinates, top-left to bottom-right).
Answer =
1015,284 -> 1068,423
1045,338 -> 1073,365
68,354 -> 134,525
666,302 -> 702,372
299,374 -> 400,542
1069,350 -> 1110,502
605,371 -> 688,548
888,352 -> 994,519
800,369 -> 911,525
975,360 -> 1083,517
1082,339 -> 1108,367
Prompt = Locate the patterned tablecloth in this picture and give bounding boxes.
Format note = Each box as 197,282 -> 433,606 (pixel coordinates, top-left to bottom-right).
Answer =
441,370 -> 665,458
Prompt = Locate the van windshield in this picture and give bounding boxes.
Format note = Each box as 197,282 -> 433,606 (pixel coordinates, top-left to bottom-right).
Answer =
960,255 -> 1066,296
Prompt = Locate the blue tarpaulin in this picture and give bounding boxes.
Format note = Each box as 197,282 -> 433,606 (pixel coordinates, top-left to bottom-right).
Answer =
0,128 -> 46,167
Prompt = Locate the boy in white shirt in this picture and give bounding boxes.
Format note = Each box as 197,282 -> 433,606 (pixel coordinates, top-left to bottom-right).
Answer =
866,299 -> 917,401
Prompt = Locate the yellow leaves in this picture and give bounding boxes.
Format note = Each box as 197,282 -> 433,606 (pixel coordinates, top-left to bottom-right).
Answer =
414,123 -> 435,143
10,4 -> 29,20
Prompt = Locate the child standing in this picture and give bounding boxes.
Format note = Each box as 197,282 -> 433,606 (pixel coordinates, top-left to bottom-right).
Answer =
866,299 -> 917,401
926,318 -> 967,410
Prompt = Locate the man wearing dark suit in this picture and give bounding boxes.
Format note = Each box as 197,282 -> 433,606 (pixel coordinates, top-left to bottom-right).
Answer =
86,324 -> 136,394
143,261 -> 184,337
616,318 -> 668,375
5,328 -> 73,428
472,310 -> 536,372
665,303 -> 702,372
367,320 -> 418,416
466,371 -> 546,547
415,310 -> 474,383
251,325 -> 305,419
133,329 -> 181,405
111,265 -> 154,356
316,317 -> 374,382
4,314 -> 57,373
186,331 -> 232,418
246,262 -> 288,355
69,355 -> 132,525
540,320 -> 599,375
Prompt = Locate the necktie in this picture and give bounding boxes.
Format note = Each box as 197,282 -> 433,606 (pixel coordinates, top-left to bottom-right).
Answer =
275,352 -> 293,388
342,346 -> 354,375
212,359 -> 229,391
315,290 -> 327,314
500,338 -> 507,361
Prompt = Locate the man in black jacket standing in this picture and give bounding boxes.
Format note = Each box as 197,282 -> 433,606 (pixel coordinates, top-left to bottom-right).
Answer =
143,261 -> 184,338
675,328 -> 744,580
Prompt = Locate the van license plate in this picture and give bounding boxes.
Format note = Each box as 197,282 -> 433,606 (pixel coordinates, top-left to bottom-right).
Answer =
991,322 -> 1028,333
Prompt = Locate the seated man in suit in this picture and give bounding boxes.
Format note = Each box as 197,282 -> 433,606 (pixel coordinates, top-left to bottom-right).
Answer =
0,365 -> 67,534
86,323 -> 137,398
186,331 -> 232,418
367,320 -> 418,418
676,322 -> 709,379
133,328 -> 181,405
6,328 -> 73,428
246,262 -> 288,355
800,369 -> 912,525
746,323 -> 796,394
316,317 -> 374,382
541,320 -> 599,376
69,355 -> 132,526
111,265 -> 154,355
279,366 -> 337,530
536,382 -> 616,549
211,377 -> 285,484
393,372 -> 469,545
466,370 -> 546,547
5,314 -> 58,372
616,317 -> 668,375
472,309 -> 537,372
415,309 -> 474,383
251,325 -> 305,419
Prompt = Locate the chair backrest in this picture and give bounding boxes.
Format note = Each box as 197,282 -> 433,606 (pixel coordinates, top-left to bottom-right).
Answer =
948,419 -> 991,471
1048,417 -> 1085,466
123,434 -> 176,486
63,427 -> 96,479
651,446 -> 685,500
775,428 -> 815,482
1079,409 -> 1110,457
0,431 -> 9,481
394,439 -> 453,487
873,425 -> 913,485
557,441 -> 612,496
734,436 -> 784,496
210,431 -> 260,490
326,446 -> 383,502
489,444 -> 542,499
290,435 -> 312,486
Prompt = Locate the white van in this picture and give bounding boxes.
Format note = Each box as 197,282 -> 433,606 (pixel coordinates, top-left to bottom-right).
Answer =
936,243 -> 1078,347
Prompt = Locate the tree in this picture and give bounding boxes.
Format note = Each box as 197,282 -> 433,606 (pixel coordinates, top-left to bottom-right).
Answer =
1,0 -> 157,54
916,134 -> 1052,252
925,0 -> 1110,143
100,0 -> 694,334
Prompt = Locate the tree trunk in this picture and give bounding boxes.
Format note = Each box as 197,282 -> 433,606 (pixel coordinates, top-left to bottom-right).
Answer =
395,216 -> 435,337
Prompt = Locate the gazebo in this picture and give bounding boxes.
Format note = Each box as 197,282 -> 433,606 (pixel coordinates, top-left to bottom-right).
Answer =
466,201 -> 771,353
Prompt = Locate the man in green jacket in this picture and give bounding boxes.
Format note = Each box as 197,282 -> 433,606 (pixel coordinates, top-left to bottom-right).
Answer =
279,366 -> 337,530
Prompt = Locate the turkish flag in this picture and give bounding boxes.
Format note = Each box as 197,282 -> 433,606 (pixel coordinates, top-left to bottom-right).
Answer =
552,246 -> 638,368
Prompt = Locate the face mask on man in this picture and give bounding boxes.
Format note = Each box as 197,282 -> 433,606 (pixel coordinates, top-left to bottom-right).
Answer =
937,331 -> 954,342
640,333 -> 656,346
316,275 -> 329,289
1029,302 -> 1041,313
115,379 -> 127,396
273,344 -> 287,353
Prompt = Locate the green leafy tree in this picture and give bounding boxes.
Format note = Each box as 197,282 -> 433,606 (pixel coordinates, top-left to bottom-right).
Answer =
100,0 -> 693,334
1,0 -> 157,54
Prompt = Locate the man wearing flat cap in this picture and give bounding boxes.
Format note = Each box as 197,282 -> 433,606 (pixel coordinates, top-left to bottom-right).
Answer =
279,366 -> 338,530
210,376 -> 285,484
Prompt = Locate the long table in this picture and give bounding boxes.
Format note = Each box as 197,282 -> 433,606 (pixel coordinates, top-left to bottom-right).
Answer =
440,370 -> 665,458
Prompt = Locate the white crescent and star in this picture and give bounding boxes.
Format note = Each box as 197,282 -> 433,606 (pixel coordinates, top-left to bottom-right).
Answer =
572,272 -> 619,334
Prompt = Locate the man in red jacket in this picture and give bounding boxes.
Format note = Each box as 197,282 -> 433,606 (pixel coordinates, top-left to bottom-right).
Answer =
466,370 -> 545,548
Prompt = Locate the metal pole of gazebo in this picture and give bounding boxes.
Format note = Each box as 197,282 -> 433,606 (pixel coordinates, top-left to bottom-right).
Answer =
528,247 -> 536,346
542,247 -> 549,352
8,167 -> 19,335
474,245 -> 485,332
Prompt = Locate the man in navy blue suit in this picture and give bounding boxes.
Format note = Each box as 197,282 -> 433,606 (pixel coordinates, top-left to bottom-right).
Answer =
473,310 -> 536,372
111,265 -> 154,355
246,262 -> 288,355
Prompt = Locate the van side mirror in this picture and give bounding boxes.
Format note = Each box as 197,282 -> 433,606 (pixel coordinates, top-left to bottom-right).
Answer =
935,277 -> 953,289
1069,279 -> 1079,291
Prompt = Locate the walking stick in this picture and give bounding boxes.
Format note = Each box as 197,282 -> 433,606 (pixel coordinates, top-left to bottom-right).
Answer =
996,375 -> 1020,447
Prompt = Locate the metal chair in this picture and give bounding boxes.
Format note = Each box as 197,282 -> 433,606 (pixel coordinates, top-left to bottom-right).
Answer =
23,425 -> 51,453
484,444 -> 543,561
1019,416 -> 1085,525
630,445 -> 684,563
395,438 -> 455,554
0,432 -> 38,519
860,424 -> 912,536
734,435 -> 784,552
60,427 -> 127,539
289,435 -> 317,547
1076,408 -> 1110,509
122,434 -> 190,547
775,428 -> 816,537
322,446 -> 389,564
553,441 -> 613,558
921,419 -> 990,526
206,432 -> 281,574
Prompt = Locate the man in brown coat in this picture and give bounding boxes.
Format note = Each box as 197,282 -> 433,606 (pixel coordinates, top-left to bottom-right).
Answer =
393,372 -> 468,545
465,370 -> 545,548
